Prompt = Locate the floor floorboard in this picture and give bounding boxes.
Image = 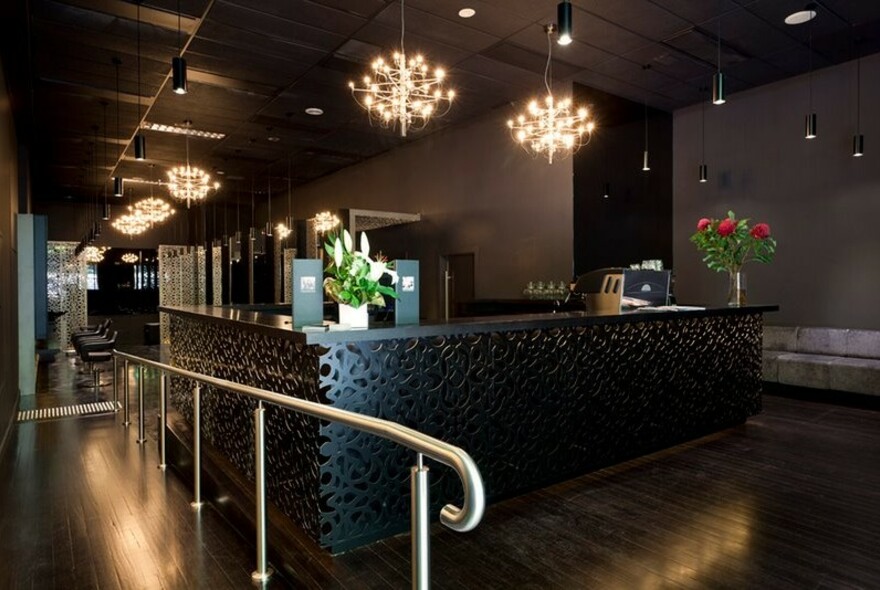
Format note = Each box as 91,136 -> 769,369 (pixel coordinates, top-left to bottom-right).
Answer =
1,352 -> 878,589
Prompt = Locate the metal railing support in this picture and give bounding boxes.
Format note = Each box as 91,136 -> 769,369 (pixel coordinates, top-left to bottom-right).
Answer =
122,360 -> 131,426
112,349 -> 485,587
191,383 -> 203,509
158,372 -> 167,470
251,401 -> 273,582
137,365 -> 146,443
411,454 -> 431,590
112,356 -> 119,410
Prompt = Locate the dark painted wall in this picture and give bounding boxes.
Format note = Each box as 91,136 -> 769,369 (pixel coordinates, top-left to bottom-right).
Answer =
0,59 -> 20,452
573,84 -> 673,276
276,108 -> 574,319
673,53 -> 880,330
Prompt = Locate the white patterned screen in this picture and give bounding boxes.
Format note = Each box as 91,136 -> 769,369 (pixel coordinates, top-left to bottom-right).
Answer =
47,241 -> 88,350
282,248 -> 297,304
212,246 -> 222,306
159,245 -> 206,344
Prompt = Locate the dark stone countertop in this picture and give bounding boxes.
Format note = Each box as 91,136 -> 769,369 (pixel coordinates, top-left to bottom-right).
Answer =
159,304 -> 779,345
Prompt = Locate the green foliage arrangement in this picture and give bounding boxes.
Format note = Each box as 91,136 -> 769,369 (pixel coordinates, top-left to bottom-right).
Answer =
323,229 -> 398,309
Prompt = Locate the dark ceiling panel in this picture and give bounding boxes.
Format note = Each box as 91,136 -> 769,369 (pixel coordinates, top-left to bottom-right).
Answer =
15,0 -> 880,202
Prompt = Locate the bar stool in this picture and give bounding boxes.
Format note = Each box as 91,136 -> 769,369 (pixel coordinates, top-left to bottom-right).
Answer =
78,331 -> 117,394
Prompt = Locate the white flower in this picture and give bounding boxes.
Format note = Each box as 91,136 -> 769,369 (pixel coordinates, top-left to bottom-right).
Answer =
360,232 -> 370,258
333,237 -> 343,267
368,259 -> 386,281
343,229 -> 353,252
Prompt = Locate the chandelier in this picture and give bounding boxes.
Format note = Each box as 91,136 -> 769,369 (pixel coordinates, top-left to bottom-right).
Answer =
313,211 -> 340,233
121,252 -> 139,264
507,25 -> 595,164
275,221 -> 293,240
167,121 -> 219,208
82,246 -> 109,263
348,0 -> 454,137
112,208 -> 150,235
133,197 -> 175,224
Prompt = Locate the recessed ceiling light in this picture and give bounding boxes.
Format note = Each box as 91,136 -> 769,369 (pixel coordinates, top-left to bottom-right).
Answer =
784,7 -> 817,25
458,8 -> 476,18
305,107 -> 324,116
267,136 -> 281,142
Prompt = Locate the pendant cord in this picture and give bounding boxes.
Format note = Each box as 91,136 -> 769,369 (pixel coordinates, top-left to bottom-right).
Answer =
137,1 -> 141,120
717,18 -> 722,73
808,27 -> 813,110
701,98 -> 706,161
644,101 -> 649,150
544,27 -> 553,96
856,41 -> 861,133
114,59 -> 120,166
400,0 -> 405,53
287,156 -> 292,219
177,0 -> 182,55
267,165 -> 271,225
102,102 -> 108,202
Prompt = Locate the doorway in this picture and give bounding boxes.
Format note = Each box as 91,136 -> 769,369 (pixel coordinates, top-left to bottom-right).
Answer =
442,253 -> 475,319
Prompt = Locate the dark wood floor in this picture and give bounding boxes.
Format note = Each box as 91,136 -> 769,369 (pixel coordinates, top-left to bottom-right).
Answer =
2,353 -> 879,589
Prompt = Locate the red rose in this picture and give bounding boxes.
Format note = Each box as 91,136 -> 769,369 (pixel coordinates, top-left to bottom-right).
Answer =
697,218 -> 711,231
717,218 -> 736,237
750,223 -> 771,239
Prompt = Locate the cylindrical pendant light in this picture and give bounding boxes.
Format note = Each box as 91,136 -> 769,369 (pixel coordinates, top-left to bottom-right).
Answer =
712,72 -> 725,105
172,56 -> 188,94
805,113 -> 817,139
134,0 -> 146,159
557,0 -> 572,46
853,134 -> 864,157
642,102 -> 650,171
134,133 -> 146,160
113,176 -> 123,196
102,201 -> 111,220
853,45 -> 864,157
171,0 -> 188,94
712,19 -> 725,105
699,164 -> 708,183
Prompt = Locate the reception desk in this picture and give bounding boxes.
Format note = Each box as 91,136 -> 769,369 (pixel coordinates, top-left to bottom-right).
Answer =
161,304 -> 775,552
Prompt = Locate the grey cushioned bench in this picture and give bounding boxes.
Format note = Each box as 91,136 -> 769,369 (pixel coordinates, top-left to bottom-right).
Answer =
763,326 -> 880,396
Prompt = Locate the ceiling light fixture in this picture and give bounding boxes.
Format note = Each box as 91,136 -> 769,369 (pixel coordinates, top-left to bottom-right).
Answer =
172,0 -> 187,94
349,0 -> 455,137
699,98 -> 708,183
112,57 -> 123,196
785,4 -> 817,25
133,196 -> 175,224
642,102 -> 650,172
121,252 -> 139,264
557,1 -> 573,46
805,24 -> 817,139
458,8 -> 475,19
134,0 -> 146,160
167,121 -> 219,208
304,107 -> 324,116
141,122 -> 226,139
853,42 -> 864,157
314,211 -> 340,234
507,24 -> 595,164
712,19 -> 725,105
83,246 -> 110,264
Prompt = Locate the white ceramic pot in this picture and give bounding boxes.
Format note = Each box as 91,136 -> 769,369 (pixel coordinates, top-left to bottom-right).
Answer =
338,303 -> 369,329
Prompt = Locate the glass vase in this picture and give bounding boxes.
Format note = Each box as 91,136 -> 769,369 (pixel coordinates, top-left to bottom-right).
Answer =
727,270 -> 746,306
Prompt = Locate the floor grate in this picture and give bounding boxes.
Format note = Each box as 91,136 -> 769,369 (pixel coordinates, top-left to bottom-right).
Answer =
16,401 -> 121,423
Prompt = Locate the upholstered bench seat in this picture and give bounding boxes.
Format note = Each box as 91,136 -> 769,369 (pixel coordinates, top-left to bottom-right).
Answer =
763,326 -> 880,397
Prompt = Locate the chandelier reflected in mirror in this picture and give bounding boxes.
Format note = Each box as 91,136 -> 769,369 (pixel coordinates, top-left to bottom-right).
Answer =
167,120 -> 219,208
82,246 -> 109,263
121,252 -> 139,264
348,0 -> 454,137
507,24 -> 595,164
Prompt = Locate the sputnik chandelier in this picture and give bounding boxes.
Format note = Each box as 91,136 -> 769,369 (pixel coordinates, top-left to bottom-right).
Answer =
167,121 -> 219,208
121,252 -> 139,264
313,211 -> 340,233
83,246 -> 110,263
275,222 -> 293,240
134,197 -> 175,224
348,0 -> 455,137
112,209 -> 150,235
507,25 -> 595,164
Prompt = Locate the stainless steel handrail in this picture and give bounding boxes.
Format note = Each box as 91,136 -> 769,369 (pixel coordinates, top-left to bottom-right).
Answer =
113,349 -> 485,588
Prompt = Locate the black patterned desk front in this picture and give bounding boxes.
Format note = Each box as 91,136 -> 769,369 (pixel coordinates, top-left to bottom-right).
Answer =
164,305 -> 769,552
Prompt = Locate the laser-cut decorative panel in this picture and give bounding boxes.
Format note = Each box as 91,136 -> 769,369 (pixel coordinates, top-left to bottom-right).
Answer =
47,241 -> 87,349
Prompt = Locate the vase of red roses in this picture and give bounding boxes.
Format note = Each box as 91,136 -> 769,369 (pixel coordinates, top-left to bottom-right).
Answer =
690,210 -> 777,306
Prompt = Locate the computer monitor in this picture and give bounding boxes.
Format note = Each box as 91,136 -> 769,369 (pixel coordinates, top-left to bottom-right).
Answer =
621,270 -> 671,306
